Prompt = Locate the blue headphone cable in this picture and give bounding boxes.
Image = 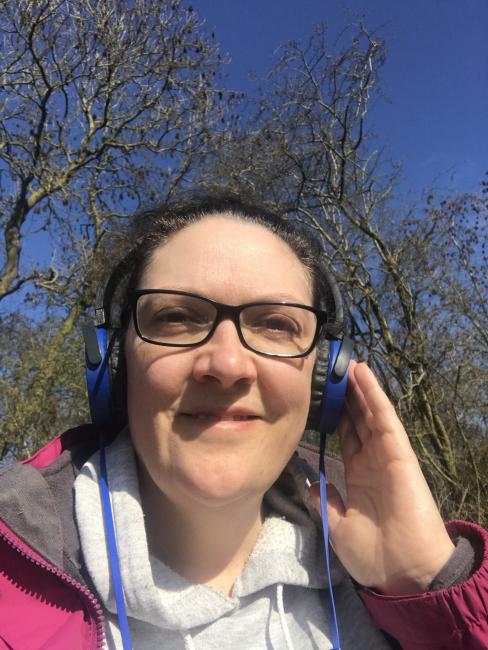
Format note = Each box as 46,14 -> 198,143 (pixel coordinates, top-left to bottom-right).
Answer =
100,431 -> 134,650
84,325 -> 134,649
317,337 -> 350,650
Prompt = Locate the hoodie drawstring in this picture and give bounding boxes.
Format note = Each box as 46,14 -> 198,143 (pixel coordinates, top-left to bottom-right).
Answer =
276,583 -> 295,650
180,585 -> 296,650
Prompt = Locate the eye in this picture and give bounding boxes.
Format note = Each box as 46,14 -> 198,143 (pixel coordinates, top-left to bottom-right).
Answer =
155,308 -> 191,323
152,307 -> 209,326
246,310 -> 301,337
259,315 -> 298,333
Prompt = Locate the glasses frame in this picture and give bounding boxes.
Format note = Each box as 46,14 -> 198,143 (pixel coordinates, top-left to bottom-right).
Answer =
129,289 -> 333,359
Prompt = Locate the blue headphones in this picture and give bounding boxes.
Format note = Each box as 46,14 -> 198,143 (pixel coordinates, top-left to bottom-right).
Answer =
82,323 -> 353,435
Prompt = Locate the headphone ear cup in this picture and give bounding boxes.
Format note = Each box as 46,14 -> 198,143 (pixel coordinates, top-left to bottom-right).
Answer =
306,341 -> 329,431
83,325 -> 113,429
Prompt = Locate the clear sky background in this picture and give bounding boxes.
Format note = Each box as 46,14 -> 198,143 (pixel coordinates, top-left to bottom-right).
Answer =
191,0 -> 488,198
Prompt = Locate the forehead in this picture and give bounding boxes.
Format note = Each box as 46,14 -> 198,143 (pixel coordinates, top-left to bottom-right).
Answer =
139,214 -> 313,304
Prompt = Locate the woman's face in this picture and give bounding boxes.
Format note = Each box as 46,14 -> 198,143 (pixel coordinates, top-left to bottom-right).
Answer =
125,215 -> 317,509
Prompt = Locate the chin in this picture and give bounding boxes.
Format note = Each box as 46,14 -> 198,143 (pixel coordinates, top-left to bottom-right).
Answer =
167,458 -> 268,509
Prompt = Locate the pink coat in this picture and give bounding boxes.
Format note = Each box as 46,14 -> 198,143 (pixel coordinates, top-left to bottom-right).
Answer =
0,426 -> 487,649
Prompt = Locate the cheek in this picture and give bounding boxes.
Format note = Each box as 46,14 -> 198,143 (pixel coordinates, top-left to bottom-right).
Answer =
288,372 -> 313,431
259,356 -> 314,435
279,354 -> 315,414
250,360 -> 314,492
124,339 -> 186,424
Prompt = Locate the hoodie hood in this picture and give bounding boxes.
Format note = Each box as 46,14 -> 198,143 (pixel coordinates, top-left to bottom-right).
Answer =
74,429 -> 347,634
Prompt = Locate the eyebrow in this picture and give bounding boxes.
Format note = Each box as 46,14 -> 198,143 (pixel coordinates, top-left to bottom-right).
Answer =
250,292 -> 311,303
138,288 -> 312,305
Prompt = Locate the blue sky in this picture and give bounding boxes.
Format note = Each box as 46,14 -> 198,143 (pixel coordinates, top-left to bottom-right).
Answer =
191,0 -> 488,197
2,0 -> 486,314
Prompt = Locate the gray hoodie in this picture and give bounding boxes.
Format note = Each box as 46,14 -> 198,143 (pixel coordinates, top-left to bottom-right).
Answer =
74,431 -> 392,649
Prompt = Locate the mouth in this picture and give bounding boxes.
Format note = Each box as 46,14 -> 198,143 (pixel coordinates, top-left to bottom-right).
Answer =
179,408 -> 262,425
181,413 -> 260,421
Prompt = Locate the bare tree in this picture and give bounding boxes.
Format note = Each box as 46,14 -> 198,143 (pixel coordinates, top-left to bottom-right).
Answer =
0,0 -> 225,303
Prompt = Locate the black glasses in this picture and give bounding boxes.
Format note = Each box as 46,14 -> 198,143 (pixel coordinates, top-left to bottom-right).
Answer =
129,290 -> 330,358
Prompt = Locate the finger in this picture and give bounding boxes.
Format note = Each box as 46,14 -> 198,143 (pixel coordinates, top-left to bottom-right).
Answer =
353,363 -> 414,453
353,363 -> 397,422
309,481 -> 346,538
336,406 -> 362,463
344,363 -> 376,442
344,380 -> 373,443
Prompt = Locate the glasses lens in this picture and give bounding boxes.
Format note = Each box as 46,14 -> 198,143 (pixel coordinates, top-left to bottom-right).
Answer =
240,304 -> 317,356
136,293 -> 216,345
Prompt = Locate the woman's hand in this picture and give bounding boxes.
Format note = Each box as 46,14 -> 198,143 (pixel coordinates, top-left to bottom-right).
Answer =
310,360 -> 455,596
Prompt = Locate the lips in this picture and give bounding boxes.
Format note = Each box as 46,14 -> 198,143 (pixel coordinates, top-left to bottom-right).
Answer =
186,414 -> 258,421
180,408 -> 261,421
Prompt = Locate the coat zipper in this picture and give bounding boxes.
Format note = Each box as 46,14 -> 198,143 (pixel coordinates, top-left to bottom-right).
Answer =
0,525 -> 106,649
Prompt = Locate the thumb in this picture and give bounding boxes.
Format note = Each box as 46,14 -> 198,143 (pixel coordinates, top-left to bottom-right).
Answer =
309,481 -> 346,536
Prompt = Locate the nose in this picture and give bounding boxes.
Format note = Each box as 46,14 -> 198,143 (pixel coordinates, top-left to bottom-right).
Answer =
191,318 -> 258,388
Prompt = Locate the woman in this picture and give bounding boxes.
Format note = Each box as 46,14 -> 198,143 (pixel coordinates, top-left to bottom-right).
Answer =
0,194 -> 486,649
